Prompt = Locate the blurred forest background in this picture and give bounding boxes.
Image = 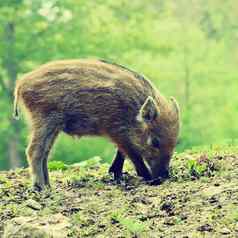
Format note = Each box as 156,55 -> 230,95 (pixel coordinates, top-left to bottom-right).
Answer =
0,0 -> 237,170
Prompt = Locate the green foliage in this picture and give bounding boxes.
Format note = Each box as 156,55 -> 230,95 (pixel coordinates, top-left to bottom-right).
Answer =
48,161 -> 68,171
71,156 -> 102,169
111,211 -> 146,235
52,136 -> 115,165
231,210 -> 238,222
0,0 -> 238,169
170,145 -> 237,181
187,158 -> 207,178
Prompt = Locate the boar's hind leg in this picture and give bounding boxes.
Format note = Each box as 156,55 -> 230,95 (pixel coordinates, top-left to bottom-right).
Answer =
42,129 -> 59,186
26,121 -> 58,191
109,150 -> 125,181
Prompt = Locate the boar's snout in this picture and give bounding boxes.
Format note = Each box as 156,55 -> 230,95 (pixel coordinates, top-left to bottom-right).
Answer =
147,155 -> 171,180
156,168 -> 170,179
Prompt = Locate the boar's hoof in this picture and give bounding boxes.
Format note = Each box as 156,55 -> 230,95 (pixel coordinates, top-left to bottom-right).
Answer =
147,178 -> 163,186
109,171 -> 122,183
32,183 -> 44,192
147,173 -> 170,186
147,170 -> 170,185
108,165 -> 115,174
158,170 -> 170,179
108,167 -> 123,183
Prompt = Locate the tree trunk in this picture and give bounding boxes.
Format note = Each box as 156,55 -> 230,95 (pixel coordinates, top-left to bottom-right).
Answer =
183,45 -> 190,110
8,127 -> 21,169
3,21 -> 22,169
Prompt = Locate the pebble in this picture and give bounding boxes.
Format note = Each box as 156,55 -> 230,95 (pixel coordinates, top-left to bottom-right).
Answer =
25,199 -> 42,210
220,228 -> 231,235
197,224 -> 213,232
160,201 -> 174,213
164,217 -> 176,226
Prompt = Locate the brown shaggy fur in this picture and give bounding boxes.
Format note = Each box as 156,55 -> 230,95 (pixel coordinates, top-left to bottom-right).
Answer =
14,59 -> 180,190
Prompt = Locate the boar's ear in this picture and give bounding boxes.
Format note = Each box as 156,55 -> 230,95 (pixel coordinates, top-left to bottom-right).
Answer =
138,96 -> 159,123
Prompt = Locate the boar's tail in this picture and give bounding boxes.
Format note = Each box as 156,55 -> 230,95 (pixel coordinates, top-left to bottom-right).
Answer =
13,84 -> 20,120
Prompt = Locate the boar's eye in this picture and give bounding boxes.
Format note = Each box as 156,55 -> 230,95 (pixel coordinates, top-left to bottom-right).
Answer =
152,137 -> 160,148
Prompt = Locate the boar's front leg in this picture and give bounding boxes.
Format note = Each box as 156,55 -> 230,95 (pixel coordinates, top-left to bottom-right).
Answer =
109,150 -> 125,181
123,142 -> 152,181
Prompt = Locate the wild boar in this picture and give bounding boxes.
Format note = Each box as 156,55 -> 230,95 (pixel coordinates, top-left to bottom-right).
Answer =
14,59 -> 180,190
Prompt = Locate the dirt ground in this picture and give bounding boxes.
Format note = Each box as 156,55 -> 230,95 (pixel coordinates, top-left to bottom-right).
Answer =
0,145 -> 238,237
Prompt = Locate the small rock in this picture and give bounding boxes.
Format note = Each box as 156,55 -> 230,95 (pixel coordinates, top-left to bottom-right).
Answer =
147,178 -> 163,185
180,213 -> 188,220
160,201 -> 174,213
164,217 -> 176,226
235,223 -> 238,232
25,199 -> 42,210
132,196 -> 151,205
197,224 -> 213,232
98,223 -> 106,229
3,214 -> 70,238
67,207 -> 81,215
208,195 -> 219,204
220,228 -> 231,235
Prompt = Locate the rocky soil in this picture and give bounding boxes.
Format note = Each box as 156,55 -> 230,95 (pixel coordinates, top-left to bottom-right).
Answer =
0,145 -> 238,237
